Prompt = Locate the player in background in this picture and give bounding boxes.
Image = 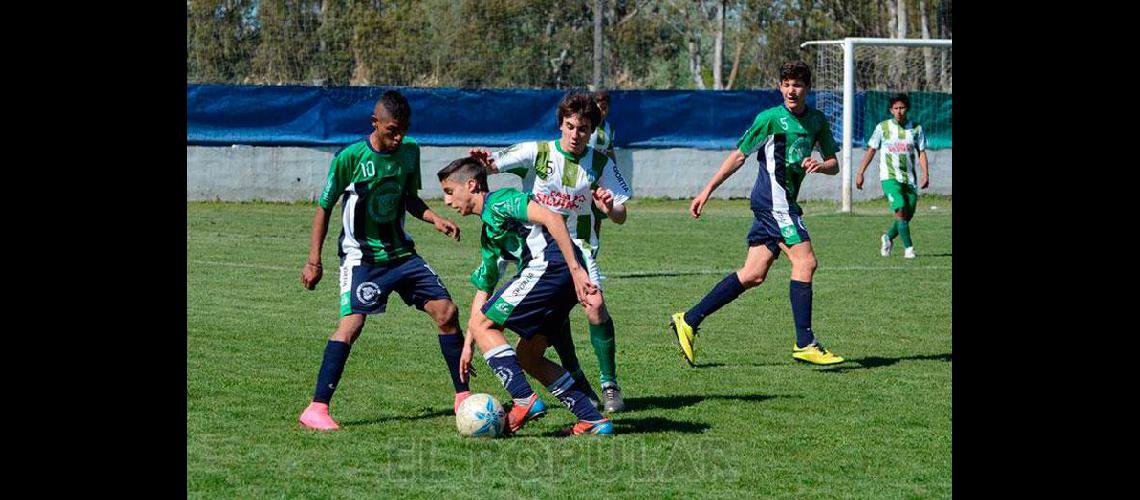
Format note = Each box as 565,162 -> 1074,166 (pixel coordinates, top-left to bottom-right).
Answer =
855,94 -> 930,259
669,61 -> 846,367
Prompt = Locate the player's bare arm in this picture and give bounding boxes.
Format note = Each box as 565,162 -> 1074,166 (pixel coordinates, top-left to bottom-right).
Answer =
526,200 -> 598,305
691,149 -> 748,218
407,194 -> 461,241
855,147 -> 877,189
301,206 -> 333,290
593,188 -> 627,224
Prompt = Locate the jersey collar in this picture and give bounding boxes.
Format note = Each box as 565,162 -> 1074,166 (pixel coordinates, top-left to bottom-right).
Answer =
554,140 -> 586,161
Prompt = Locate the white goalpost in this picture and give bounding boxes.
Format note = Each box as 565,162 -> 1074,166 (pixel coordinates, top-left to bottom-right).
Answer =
801,38 -> 952,212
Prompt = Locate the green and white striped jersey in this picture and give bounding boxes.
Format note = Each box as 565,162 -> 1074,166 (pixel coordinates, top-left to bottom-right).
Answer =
868,119 -> 926,186
588,120 -> 614,155
318,137 -> 422,266
492,140 -> 632,254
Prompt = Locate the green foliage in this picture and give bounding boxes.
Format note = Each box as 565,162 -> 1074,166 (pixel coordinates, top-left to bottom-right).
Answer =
187,0 -> 951,89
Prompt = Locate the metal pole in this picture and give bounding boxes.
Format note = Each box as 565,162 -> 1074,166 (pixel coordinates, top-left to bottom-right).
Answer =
841,38 -> 854,213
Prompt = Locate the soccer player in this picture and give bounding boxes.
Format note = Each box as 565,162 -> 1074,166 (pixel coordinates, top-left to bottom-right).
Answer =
438,157 -> 614,436
471,92 -> 633,412
297,91 -> 470,431
669,61 -> 845,367
855,93 -> 930,259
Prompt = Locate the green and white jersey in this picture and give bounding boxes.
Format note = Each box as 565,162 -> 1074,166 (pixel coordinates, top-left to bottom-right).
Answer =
737,105 -> 838,216
492,140 -> 632,255
470,188 -> 566,293
868,119 -> 926,186
588,120 -> 615,155
318,137 -> 422,266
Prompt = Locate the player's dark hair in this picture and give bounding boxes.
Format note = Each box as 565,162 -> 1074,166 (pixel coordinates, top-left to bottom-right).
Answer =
779,61 -> 812,88
593,89 -> 610,104
557,92 -> 601,131
377,90 -> 411,124
889,93 -> 910,108
437,156 -> 489,192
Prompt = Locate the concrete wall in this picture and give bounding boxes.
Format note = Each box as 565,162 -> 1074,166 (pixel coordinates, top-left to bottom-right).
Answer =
187,145 -> 951,202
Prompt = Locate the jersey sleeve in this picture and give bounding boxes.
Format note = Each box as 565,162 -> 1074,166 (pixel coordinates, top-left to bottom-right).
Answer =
817,119 -> 838,158
736,112 -> 772,155
598,157 -> 632,206
409,142 -> 422,192
470,242 -> 501,294
867,123 -> 883,149
318,150 -> 351,209
914,125 -> 927,151
491,142 -> 538,178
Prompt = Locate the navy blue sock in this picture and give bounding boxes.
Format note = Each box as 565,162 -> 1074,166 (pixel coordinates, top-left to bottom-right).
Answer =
438,334 -> 469,393
313,340 -> 352,404
547,371 -> 606,422
483,345 -> 535,403
790,280 -> 815,348
684,273 -> 747,329
549,318 -> 582,375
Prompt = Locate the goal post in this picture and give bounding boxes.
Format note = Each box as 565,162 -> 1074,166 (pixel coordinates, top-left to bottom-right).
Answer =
801,38 -> 952,212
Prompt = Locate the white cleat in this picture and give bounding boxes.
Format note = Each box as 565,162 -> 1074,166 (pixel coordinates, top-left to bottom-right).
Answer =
880,234 -> 893,257
904,247 -> 916,259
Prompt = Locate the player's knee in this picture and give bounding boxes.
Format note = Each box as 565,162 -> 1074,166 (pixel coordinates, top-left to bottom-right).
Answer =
894,209 -> 907,219
585,303 -> 609,325
433,301 -> 459,331
738,271 -> 766,288
331,319 -> 364,344
796,255 -> 818,274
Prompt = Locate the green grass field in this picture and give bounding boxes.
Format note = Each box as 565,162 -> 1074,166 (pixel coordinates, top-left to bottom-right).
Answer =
187,196 -> 951,498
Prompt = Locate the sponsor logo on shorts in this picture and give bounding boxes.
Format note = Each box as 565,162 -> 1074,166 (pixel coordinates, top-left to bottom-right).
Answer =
510,271 -> 537,296
496,302 -> 511,314
356,282 -> 381,305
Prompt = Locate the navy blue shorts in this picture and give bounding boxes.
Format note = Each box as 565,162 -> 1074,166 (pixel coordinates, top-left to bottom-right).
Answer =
481,258 -> 579,340
747,210 -> 811,255
338,255 -> 451,317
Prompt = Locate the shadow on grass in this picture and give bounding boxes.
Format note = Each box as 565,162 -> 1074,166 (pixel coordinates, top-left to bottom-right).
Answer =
612,417 -> 711,435
608,270 -> 727,280
818,352 -> 952,373
692,361 -> 786,369
339,408 -> 452,427
921,253 -> 953,257
622,393 -> 793,412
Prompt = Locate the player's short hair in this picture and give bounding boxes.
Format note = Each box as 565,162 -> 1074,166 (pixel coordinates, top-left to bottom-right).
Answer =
593,89 -> 610,104
779,61 -> 812,88
437,156 -> 489,191
889,93 -> 910,108
557,92 -> 601,131
376,90 -> 411,124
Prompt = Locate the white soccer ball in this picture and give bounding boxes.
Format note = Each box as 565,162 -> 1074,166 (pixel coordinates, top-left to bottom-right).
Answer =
455,393 -> 506,437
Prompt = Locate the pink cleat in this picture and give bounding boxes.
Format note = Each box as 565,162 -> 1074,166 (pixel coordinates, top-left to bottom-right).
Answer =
454,391 -> 472,414
299,402 -> 340,431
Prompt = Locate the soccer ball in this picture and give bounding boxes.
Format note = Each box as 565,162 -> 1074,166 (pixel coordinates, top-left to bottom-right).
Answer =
455,393 -> 506,437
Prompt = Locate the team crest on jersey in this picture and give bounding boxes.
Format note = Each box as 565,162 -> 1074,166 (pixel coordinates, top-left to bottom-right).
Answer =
367,179 -> 403,222
356,282 -> 381,305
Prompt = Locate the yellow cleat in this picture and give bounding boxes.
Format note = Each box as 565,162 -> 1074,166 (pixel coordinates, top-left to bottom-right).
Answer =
669,313 -> 697,366
792,343 -> 845,365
